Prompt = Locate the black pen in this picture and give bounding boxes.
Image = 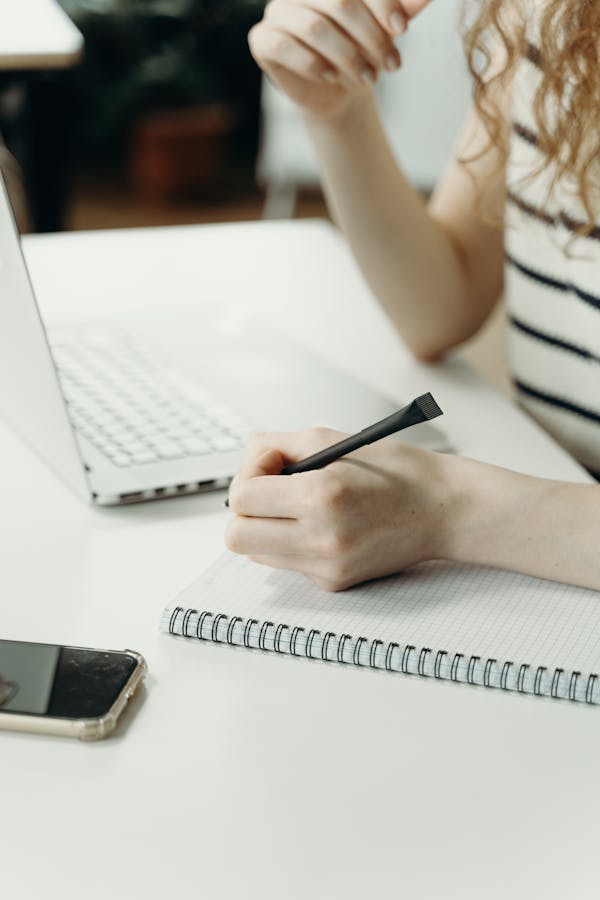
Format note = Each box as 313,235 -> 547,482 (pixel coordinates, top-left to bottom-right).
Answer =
280,392 -> 443,474
225,393 -> 442,504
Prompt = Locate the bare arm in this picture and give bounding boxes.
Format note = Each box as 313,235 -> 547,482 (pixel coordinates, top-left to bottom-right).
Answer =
305,96 -> 506,359
249,0 -> 507,358
445,457 -> 599,590
226,433 -> 600,594
241,0 -> 600,594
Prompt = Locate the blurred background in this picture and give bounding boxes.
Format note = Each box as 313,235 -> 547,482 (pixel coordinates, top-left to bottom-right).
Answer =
0,0 -> 508,388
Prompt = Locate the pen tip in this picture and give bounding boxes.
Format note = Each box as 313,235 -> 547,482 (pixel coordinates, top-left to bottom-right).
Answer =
416,392 -> 443,420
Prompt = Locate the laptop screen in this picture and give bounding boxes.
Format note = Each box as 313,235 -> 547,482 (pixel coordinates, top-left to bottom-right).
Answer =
0,173 -> 89,499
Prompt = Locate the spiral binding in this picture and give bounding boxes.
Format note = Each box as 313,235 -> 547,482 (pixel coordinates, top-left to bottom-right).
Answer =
166,606 -> 599,705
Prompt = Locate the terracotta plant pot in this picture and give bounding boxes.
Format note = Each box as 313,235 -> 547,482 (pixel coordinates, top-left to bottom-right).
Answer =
129,102 -> 238,201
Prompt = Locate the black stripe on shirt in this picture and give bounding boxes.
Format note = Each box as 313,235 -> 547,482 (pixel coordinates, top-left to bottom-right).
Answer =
507,190 -> 555,227
508,190 -> 600,245
510,314 -> 600,364
560,211 -> 600,243
506,253 -> 566,292
506,253 -> 600,312
515,378 -> 600,426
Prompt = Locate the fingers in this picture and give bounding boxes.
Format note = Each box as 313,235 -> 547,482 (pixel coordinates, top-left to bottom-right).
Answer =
249,0 -> 434,100
238,447 -> 286,479
249,22 -> 338,85
228,441 -> 316,517
290,0 -> 402,74
242,427 -> 346,467
228,447 -> 296,517
225,516 -> 303,556
228,469 -> 303,518
253,0 -> 408,90
264,2 -> 378,85
359,0 -> 408,36
227,426 -> 347,517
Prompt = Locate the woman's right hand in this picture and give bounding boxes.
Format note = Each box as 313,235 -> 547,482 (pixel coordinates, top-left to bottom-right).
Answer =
248,0 -> 432,121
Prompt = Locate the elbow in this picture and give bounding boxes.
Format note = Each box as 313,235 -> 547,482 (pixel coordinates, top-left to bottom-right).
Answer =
412,345 -> 448,364
400,334 -> 454,364
398,311 -> 487,363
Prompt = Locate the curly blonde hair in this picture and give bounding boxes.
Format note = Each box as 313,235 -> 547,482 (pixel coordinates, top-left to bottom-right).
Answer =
463,0 -> 600,230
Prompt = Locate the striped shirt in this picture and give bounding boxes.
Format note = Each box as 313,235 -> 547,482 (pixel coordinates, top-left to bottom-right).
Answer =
505,28 -> 600,476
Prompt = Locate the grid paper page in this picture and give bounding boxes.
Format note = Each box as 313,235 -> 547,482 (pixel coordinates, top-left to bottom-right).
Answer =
162,553 -> 600,701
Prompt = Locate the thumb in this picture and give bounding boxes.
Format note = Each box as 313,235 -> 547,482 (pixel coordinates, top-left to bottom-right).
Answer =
242,428 -> 344,470
241,448 -> 286,480
226,447 -> 285,507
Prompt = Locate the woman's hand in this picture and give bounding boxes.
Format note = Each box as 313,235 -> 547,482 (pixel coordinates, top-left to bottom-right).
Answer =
225,428 -> 455,591
248,0 -> 433,120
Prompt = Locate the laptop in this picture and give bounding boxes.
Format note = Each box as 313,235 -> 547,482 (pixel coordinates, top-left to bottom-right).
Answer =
0,174 -> 445,505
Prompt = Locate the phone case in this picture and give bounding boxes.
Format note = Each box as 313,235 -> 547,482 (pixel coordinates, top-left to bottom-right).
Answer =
0,649 -> 147,740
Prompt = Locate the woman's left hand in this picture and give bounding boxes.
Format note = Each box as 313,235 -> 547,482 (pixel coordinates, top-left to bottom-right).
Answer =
225,427 -> 456,591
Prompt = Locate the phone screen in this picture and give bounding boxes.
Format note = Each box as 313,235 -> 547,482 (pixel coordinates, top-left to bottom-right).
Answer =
0,640 -> 138,719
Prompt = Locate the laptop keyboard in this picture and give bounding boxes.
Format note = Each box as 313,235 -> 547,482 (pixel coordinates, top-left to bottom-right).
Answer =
50,330 -> 251,467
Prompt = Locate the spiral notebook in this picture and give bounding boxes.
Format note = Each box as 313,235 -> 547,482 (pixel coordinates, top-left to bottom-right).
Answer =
160,552 -> 600,705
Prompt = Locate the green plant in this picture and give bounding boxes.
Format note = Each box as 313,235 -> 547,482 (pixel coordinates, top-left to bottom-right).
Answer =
58,0 -> 265,156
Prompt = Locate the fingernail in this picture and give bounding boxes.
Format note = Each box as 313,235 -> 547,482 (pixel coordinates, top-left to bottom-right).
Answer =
385,52 -> 401,71
390,11 -> 407,35
360,68 -> 376,87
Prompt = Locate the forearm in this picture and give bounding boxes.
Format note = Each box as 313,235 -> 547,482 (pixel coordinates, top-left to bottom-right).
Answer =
441,455 -> 600,590
305,95 -> 484,358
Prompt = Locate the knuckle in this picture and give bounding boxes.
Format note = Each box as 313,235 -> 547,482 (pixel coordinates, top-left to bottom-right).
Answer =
372,31 -> 391,55
266,32 -> 290,61
347,48 -> 366,72
315,526 -> 353,560
315,529 -> 343,560
321,555 -> 355,590
316,473 -> 352,512
307,56 -> 327,78
303,12 -> 327,42
333,0 -> 356,14
247,25 -> 260,55
307,425 -> 339,449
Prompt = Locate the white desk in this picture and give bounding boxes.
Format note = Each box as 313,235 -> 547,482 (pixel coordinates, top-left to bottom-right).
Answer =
0,0 -> 83,71
2,220 -> 598,900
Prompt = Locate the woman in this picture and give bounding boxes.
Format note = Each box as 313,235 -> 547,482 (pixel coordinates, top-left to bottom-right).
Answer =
225,0 -> 600,592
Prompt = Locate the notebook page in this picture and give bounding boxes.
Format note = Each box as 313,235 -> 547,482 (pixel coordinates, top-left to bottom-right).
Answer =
165,552 -> 600,680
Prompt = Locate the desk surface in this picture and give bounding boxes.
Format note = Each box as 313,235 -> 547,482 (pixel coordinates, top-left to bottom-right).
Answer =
2,220 -> 598,900
0,0 -> 83,70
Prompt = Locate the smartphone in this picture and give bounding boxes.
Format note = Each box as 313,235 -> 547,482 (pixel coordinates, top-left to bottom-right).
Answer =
0,639 -> 147,741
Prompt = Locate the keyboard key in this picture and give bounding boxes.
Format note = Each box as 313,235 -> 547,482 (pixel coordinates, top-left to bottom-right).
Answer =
153,442 -> 186,459
110,454 -> 132,467
180,438 -> 211,455
131,451 -> 159,465
52,329 -> 251,467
